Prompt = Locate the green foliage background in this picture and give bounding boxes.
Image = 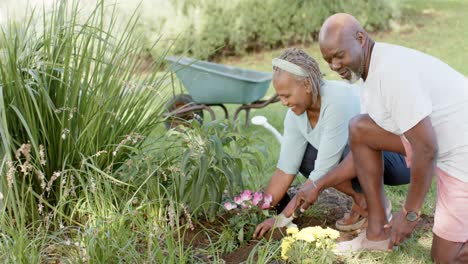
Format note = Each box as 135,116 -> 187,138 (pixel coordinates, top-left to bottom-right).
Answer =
173,0 -> 400,59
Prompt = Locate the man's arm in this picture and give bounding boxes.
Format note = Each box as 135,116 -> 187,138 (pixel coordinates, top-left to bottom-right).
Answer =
388,116 -> 437,249
280,180 -> 313,217
402,116 -> 437,213
314,151 -> 356,192
281,150 -> 359,214
255,150 -> 359,239
274,149 -> 358,214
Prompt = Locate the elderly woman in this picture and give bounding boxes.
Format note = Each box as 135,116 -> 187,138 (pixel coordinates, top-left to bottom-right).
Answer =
253,48 -> 410,238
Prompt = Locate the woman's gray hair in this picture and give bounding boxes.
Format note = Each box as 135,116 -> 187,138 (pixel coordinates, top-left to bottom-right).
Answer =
273,48 -> 323,104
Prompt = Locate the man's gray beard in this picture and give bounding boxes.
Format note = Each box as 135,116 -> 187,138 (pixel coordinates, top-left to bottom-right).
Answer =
347,70 -> 361,84
347,56 -> 365,84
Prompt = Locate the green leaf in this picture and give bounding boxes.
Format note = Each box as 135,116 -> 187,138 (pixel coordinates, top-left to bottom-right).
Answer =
238,227 -> 244,243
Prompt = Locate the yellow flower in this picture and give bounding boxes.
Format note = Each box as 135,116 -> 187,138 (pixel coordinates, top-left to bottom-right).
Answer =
286,227 -> 299,235
281,225 -> 340,260
325,227 -> 340,239
281,237 -> 295,260
299,226 -> 323,239
293,230 -> 315,243
316,241 -> 322,248
298,227 -> 311,235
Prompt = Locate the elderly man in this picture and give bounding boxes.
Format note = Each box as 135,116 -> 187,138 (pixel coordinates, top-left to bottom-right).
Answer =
297,13 -> 468,262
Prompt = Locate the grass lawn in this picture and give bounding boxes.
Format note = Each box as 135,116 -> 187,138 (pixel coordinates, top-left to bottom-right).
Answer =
199,0 -> 467,262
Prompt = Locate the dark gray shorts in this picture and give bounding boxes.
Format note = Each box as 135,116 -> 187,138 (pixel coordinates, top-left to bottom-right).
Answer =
299,144 -> 410,192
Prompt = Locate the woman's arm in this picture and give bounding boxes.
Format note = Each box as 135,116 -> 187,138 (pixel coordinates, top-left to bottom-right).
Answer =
269,110 -> 307,204
264,169 -> 295,207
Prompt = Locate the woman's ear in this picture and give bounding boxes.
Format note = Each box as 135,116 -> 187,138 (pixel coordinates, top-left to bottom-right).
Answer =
303,80 -> 312,94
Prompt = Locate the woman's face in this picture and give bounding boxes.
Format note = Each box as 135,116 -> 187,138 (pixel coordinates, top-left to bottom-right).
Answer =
273,71 -> 313,115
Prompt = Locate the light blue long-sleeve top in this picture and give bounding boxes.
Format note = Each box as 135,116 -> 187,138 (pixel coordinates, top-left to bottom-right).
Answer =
277,80 -> 361,181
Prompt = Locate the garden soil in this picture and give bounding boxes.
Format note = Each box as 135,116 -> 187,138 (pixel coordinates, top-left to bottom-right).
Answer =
183,188 -> 434,263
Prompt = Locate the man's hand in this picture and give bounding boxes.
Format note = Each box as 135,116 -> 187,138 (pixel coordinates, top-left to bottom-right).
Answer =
253,217 -> 276,239
386,210 -> 419,250
295,182 -> 321,212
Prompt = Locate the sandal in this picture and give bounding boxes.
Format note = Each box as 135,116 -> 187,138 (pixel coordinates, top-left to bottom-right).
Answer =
335,202 -> 368,232
334,231 -> 393,253
335,198 -> 393,232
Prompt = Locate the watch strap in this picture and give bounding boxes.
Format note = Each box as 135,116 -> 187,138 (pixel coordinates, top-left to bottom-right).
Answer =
402,207 -> 421,222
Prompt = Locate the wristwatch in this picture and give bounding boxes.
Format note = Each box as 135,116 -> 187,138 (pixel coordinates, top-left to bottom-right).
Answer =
403,207 -> 420,222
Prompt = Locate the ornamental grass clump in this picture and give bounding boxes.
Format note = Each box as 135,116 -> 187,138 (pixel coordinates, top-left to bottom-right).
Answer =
281,226 -> 340,263
0,0 -> 170,225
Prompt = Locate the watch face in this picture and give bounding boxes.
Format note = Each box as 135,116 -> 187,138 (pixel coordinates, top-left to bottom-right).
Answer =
406,211 -> 419,222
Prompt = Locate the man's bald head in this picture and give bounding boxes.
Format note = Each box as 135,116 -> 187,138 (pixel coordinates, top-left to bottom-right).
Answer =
319,13 -> 366,46
318,13 -> 374,82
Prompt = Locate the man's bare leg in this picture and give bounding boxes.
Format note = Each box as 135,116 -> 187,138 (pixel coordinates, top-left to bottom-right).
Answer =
432,234 -> 468,263
348,114 -> 405,240
335,180 -> 366,204
333,180 -> 367,221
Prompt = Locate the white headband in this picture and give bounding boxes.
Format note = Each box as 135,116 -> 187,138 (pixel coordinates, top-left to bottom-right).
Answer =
272,58 -> 308,77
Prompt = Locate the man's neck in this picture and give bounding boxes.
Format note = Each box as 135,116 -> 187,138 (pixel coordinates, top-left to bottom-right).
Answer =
362,39 -> 375,81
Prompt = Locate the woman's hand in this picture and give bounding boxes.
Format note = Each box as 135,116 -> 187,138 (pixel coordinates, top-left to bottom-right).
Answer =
295,182 -> 321,212
253,217 -> 276,239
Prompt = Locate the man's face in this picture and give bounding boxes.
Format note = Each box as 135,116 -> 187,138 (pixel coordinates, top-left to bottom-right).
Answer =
273,71 -> 312,115
319,32 -> 364,83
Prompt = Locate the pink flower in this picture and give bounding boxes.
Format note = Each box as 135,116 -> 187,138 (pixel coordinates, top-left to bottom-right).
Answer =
224,202 -> 237,211
234,196 -> 243,205
240,190 -> 252,202
262,194 -> 273,209
252,192 -> 263,205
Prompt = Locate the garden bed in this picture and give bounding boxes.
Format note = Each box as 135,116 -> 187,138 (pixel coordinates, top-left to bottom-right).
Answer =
182,188 -> 434,263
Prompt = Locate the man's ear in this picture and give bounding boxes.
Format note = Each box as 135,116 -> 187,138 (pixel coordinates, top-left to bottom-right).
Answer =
356,31 -> 366,46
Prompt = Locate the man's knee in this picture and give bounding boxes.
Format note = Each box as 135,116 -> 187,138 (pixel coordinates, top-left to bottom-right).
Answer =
349,114 -> 373,143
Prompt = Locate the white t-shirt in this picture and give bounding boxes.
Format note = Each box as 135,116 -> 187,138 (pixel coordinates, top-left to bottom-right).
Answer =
362,42 -> 468,182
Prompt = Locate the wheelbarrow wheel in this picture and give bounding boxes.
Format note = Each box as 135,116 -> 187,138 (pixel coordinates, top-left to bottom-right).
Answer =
164,94 -> 204,129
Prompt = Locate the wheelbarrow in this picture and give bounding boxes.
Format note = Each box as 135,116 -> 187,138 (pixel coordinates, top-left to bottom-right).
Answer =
164,56 -> 279,128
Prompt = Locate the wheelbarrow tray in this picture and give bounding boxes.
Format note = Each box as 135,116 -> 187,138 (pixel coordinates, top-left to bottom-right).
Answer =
166,56 -> 272,104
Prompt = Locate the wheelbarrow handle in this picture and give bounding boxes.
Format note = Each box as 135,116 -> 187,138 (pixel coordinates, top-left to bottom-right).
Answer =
233,94 -> 280,126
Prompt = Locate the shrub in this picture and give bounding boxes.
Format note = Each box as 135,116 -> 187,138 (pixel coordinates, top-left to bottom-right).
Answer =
158,120 -> 267,220
173,0 -> 400,59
